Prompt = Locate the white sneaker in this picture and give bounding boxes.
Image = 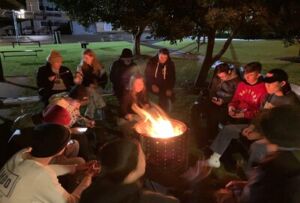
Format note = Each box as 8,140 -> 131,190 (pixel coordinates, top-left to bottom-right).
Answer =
207,153 -> 221,168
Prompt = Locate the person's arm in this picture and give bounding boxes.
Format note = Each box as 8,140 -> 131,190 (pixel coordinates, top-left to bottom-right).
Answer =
120,92 -> 132,118
98,69 -> 108,89
36,66 -> 54,90
61,67 -> 74,88
145,60 -> 156,90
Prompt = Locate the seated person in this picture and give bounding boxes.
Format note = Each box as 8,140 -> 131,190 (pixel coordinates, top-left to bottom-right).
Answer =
207,63 -> 240,138
37,50 -> 74,105
119,74 -> 149,122
110,48 -> 138,102
117,74 -> 149,137
207,68 -> 299,168
0,123 -> 98,203
43,85 -> 96,161
74,49 -> 108,120
80,138 -> 179,203
216,105 -> 300,203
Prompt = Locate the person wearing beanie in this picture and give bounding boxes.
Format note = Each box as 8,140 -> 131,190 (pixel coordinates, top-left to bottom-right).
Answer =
37,50 -> 74,106
145,48 -> 176,112
220,106 -> 300,203
43,84 -> 96,161
74,49 -> 107,120
110,48 -> 139,102
0,123 -> 99,203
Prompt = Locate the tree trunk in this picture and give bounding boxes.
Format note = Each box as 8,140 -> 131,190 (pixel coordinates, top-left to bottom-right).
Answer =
212,30 -> 237,62
194,31 -> 216,87
133,27 -> 144,56
197,34 -> 201,53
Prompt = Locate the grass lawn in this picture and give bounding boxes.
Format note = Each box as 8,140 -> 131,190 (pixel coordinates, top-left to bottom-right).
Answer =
156,39 -> 300,84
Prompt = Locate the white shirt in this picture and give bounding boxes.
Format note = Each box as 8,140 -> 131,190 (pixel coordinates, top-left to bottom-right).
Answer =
0,149 -> 84,203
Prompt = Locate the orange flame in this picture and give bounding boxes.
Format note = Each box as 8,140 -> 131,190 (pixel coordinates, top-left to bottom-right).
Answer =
132,103 -> 184,138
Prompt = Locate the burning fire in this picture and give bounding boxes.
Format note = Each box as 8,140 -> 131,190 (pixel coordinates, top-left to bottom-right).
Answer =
132,103 -> 185,139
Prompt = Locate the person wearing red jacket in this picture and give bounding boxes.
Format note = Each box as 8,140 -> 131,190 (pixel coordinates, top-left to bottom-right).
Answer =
228,62 -> 267,122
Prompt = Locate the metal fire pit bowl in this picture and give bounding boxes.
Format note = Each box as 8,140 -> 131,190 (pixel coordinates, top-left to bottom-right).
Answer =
135,119 -> 189,178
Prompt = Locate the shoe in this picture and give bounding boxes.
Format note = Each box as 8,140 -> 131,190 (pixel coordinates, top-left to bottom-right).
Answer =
207,153 -> 221,168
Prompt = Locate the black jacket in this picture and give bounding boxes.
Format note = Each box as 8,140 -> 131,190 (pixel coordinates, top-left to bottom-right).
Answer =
36,62 -> 74,92
80,178 -> 179,203
145,56 -> 176,92
110,59 -> 137,98
241,151 -> 300,203
80,65 -> 108,88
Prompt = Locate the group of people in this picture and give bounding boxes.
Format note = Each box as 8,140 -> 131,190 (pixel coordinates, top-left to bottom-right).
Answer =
0,45 -> 300,203
192,61 -> 300,202
0,47 -> 179,203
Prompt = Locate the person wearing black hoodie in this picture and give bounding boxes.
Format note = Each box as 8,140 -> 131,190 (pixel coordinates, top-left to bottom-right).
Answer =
80,139 -> 179,203
145,48 -> 176,112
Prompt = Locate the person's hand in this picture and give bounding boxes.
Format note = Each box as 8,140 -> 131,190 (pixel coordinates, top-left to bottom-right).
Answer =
86,119 -> 95,128
166,90 -> 172,97
125,114 -> 133,121
228,106 -> 236,116
152,85 -> 159,93
76,160 -> 101,177
230,112 -> 244,119
48,75 -> 56,81
211,97 -> 224,106
74,76 -> 82,84
242,124 -> 262,140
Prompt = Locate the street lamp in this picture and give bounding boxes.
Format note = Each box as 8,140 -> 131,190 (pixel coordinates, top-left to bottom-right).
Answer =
12,9 -> 25,42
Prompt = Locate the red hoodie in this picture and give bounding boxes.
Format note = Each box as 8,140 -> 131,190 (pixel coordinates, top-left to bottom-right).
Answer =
229,81 -> 267,119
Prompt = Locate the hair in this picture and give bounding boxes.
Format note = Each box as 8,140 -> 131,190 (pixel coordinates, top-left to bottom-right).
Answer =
80,49 -> 103,76
244,61 -> 262,73
97,139 -> 140,183
68,85 -> 89,101
216,63 -> 231,74
128,73 -> 147,103
267,69 -> 291,95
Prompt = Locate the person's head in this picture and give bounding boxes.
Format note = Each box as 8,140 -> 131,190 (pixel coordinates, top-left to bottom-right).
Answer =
47,50 -> 63,70
82,49 -> 96,66
158,48 -> 170,64
120,48 -> 134,66
264,69 -> 291,95
31,123 -> 71,158
253,105 -> 300,149
216,63 -> 232,81
129,74 -> 146,94
243,62 -> 262,85
43,105 -> 72,127
97,139 -> 146,184
68,85 -> 89,106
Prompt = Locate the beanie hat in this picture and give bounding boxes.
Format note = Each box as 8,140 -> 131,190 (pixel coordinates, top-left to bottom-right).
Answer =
120,48 -> 134,59
263,69 -> 288,83
68,85 -> 89,101
31,123 -> 71,157
43,105 -> 71,127
253,105 -> 300,148
47,50 -> 63,64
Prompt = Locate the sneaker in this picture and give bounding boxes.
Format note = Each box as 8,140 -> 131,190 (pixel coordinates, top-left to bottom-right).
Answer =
207,153 -> 221,168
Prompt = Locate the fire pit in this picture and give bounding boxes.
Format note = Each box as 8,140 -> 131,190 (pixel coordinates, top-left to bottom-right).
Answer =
133,104 -> 189,183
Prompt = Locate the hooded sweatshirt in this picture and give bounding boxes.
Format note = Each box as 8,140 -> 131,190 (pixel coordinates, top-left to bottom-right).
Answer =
229,80 -> 267,120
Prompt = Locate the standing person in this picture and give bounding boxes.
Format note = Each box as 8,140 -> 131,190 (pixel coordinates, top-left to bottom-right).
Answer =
0,123 -> 97,203
110,48 -> 139,102
145,48 -> 176,112
80,139 -> 179,203
36,50 -> 74,105
74,49 -> 108,120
